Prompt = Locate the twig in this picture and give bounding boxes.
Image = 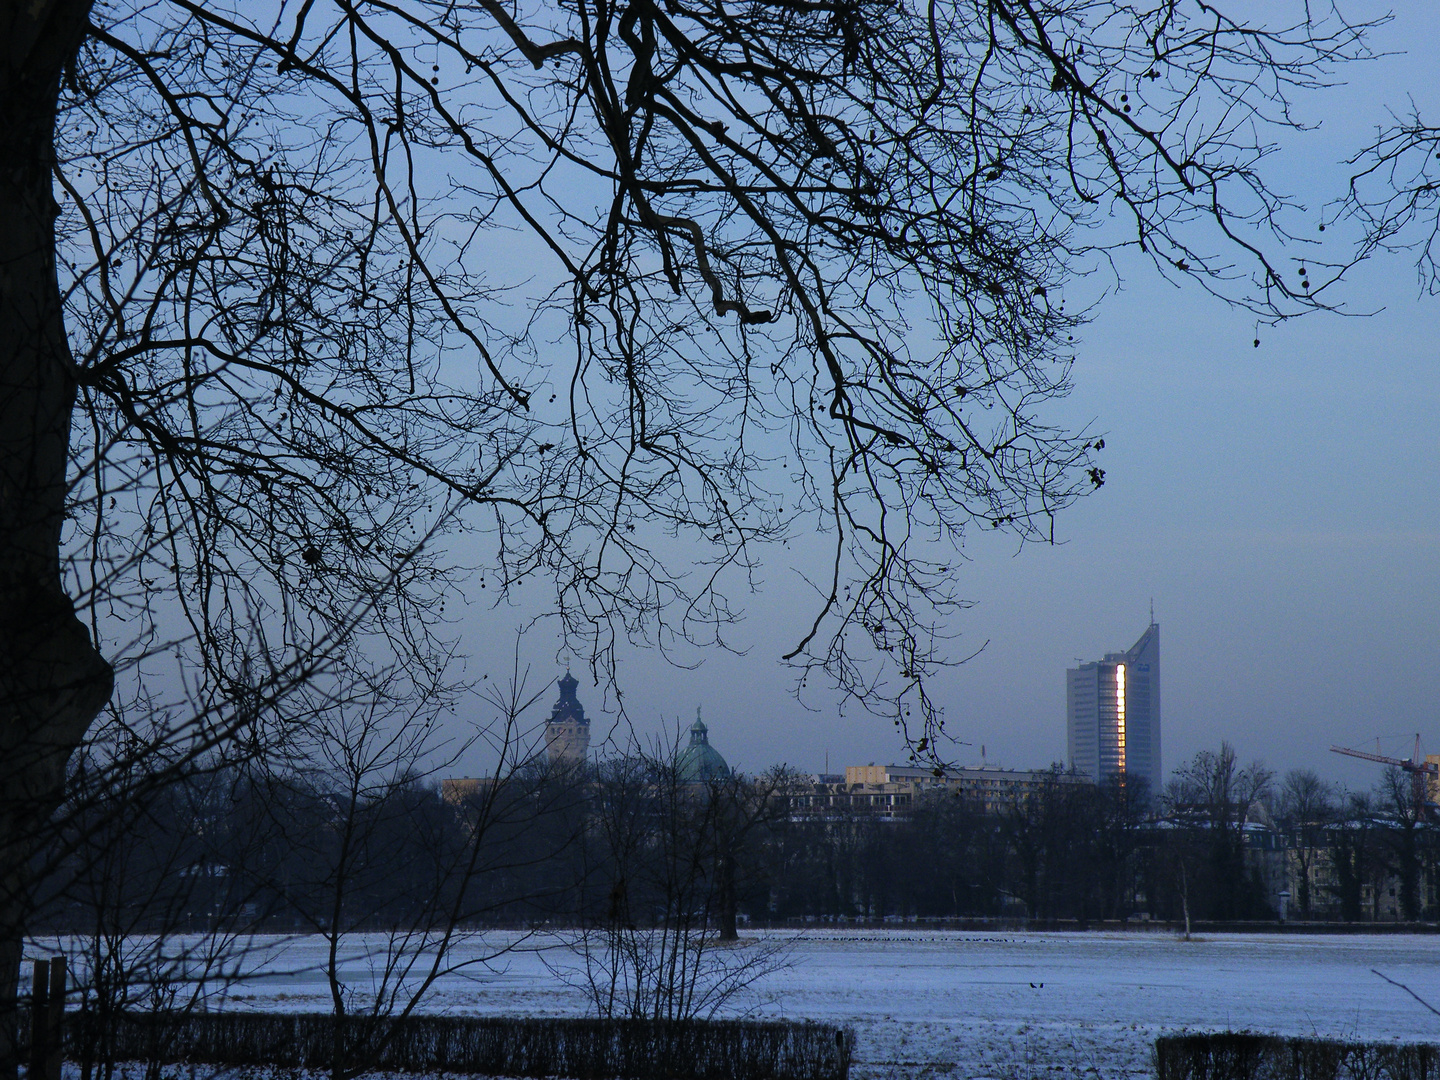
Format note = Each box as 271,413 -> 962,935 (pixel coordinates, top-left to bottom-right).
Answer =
1372,969 -> 1440,1018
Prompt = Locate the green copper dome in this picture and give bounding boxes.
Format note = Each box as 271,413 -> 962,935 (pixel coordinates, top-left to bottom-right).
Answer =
676,708 -> 730,783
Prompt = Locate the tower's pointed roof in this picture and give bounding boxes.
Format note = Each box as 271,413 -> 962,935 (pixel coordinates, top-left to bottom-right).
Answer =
549,669 -> 587,725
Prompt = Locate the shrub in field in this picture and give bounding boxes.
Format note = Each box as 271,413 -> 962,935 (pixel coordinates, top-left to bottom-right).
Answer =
1155,1032 -> 1440,1080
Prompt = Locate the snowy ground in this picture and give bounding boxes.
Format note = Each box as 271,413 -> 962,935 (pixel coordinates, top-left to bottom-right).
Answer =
39,930 -> 1440,1079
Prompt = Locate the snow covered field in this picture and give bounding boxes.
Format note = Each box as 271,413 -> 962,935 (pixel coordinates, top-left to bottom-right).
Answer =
55,930 -> 1440,1079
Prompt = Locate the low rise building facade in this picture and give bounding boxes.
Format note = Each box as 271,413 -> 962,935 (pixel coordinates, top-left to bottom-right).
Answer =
779,763 -> 1087,821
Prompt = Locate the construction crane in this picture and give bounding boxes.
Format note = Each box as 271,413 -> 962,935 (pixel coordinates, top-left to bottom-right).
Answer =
1330,734 -> 1438,818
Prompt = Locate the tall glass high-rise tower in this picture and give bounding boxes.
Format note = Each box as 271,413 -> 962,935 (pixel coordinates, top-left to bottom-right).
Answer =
1067,621 -> 1160,797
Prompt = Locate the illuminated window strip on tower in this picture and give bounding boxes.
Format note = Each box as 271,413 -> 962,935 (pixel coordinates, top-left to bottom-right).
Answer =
1115,663 -> 1126,773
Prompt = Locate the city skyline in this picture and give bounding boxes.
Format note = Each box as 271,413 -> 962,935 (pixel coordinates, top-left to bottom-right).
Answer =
437,4 -> 1440,795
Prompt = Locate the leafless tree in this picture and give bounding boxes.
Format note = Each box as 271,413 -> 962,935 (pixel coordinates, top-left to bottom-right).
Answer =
994,769 -> 1071,921
31,656 -> 578,1080
236,660 -> 578,1080
0,1 -> 1397,1071
23,664 -> 372,1080
564,740 -> 787,1021
1375,765 -> 1430,922
1276,769 -> 1337,918
33,728 -> 267,1080
1328,790 -> 1380,922
1169,743 -> 1275,829
1164,743 -> 1275,923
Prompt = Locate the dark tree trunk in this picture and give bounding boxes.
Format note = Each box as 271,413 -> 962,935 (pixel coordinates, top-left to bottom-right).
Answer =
716,851 -> 738,942
1333,836 -> 1365,923
1,4 -> 112,1077
1293,830 -> 1315,917
1397,827 -> 1421,921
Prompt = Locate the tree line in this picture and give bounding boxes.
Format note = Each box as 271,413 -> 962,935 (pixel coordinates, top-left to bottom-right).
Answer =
768,747 -> 1438,928
32,734 -> 1438,964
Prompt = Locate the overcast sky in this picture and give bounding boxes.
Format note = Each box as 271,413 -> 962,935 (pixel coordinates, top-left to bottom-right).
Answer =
447,4 -> 1440,795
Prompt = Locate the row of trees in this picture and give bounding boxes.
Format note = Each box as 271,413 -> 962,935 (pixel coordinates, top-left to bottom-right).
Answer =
770,747 -> 1437,928
20,713 -> 1438,1080
29,687 -> 800,1044
1157,745 -> 1437,926
36,728 -> 1437,967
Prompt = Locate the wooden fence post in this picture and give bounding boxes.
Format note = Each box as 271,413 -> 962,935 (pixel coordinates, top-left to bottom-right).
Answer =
46,957 -> 65,1080
29,961 -> 48,1080
25,957 -> 65,1080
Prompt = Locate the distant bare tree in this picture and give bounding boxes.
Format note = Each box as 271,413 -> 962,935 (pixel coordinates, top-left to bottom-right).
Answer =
1328,791 -> 1380,923
566,741 -> 787,1021
708,768 -> 795,943
994,769 -> 1073,920
34,733 -> 262,1080
1170,744 -> 1275,828
248,663 -> 572,1080
1375,766 -> 1429,922
1276,769 -> 1337,918
1090,775 -> 1149,921
1165,743 -> 1275,922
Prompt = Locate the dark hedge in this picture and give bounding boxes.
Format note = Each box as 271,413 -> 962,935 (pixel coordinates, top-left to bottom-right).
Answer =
24,1010 -> 851,1080
1156,1032 -> 1440,1080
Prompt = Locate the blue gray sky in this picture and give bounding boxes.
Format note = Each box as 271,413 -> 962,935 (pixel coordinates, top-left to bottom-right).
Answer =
451,4 -> 1440,794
